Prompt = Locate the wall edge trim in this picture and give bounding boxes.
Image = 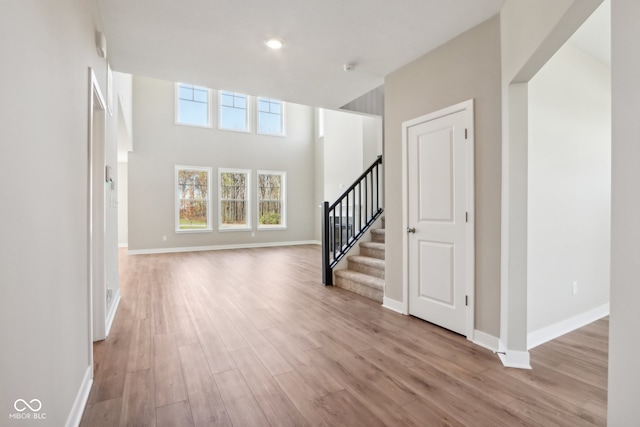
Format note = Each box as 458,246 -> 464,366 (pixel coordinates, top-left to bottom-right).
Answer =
105,289 -> 121,338
527,302 -> 609,349
65,366 -> 93,427
382,297 -> 406,314
473,330 -> 500,352
127,240 -> 320,255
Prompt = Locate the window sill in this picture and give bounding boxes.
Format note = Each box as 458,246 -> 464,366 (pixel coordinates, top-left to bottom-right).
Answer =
257,131 -> 287,138
218,126 -> 251,134
174,121 -> 212,129
218,226 -> 252,232
175,228 -> 213,233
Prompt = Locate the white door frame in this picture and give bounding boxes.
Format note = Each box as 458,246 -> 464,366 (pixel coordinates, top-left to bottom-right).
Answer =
401,99 -> 475,339
88,68 -> 107,365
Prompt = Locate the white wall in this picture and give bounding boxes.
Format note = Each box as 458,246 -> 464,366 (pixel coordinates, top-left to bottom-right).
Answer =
362,115 -> 383,168
114,72 -> 133,160
527,42 -> 611,336
0,0 -> 119,425
609,0 -> 640,423
313,109 -> 325,242
118,162 -> 129,246
314,109 -> 382,240
128,76 -> 316,251
323,110 -> 364,202
498,0 -> 602,360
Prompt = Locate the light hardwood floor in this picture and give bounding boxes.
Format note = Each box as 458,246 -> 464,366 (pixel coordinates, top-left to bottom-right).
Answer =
80,245 -> 607,426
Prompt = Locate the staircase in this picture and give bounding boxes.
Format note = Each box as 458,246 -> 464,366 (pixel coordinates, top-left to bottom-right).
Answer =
334,217 -> 385,303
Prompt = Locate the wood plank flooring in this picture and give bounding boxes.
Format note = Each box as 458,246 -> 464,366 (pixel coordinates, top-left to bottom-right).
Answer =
80,245 -> 608,426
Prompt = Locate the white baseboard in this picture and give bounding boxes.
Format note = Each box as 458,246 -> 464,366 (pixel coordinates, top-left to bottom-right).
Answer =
473,330 -> 499,352
105,289 -> 121,337
128,240 -> 320,255
65,366 -> 93,427
382,297 -> 407,314
118,243 -> 128,248
497,348 -> 532,370
527,303 -> 609,349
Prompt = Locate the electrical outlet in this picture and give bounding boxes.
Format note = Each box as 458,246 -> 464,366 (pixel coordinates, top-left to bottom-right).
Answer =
572,281 -> 578,295
162,235 -> 167,241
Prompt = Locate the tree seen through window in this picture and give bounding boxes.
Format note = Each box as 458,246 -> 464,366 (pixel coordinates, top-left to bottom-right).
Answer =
177,168 -> 210,230
220,170 -> 250,228
258,172 -> 285,228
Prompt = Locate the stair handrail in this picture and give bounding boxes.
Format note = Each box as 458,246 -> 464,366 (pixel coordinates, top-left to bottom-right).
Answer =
322,155 -> 383,285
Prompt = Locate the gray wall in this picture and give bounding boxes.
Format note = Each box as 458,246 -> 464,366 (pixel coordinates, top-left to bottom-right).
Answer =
384,16 -> 503,336
609,0 -> 640,422
128,76 -> 316,251
527,41 -> 611,335
0,0 -> 119,425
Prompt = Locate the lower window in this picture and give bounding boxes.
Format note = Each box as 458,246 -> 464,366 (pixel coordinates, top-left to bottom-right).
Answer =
219,168 -> 251,230
257,171 -> 286,229
176,166 -> 212,232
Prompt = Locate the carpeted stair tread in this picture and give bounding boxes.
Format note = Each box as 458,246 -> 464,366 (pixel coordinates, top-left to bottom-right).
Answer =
370,228 -> 386,243
334,270 -> 384,302
348,255 -> 385,268
359,241 -> 385,250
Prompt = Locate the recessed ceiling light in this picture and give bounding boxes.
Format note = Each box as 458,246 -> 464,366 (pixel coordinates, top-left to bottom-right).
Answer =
265,38 -> 284,49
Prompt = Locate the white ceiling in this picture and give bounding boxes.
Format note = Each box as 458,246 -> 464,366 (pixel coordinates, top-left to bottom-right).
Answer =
97,0 -> 505,108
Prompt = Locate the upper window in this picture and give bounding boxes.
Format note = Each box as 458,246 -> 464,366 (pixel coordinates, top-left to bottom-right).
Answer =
176,166 -> 212,232
176,83 -> 210,127
257,98 -> 285,136
219,91 -> 249,132
219,169 -> 251,230
257,171 -> 286,229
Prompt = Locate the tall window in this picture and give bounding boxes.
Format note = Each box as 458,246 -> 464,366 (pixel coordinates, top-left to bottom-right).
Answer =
176,83 -> 210,127
219,91 -> 249,132
176,166 -> 212,232
257,98 -> 285,136
219,169 -> 251,230
258,171 -> 286,229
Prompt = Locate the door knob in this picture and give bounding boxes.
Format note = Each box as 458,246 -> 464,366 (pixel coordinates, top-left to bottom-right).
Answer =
407,227 -> 416,233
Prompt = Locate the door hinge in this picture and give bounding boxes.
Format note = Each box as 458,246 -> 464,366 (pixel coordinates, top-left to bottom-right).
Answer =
465,128 -> 468,139
465,212 -> 468,222
465,295 -> 468,306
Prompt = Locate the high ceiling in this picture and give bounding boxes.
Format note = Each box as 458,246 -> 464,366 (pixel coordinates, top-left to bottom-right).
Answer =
97,0 -> 505,108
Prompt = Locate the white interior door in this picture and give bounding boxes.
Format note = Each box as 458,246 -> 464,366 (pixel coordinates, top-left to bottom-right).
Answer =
405,102 -> 474,336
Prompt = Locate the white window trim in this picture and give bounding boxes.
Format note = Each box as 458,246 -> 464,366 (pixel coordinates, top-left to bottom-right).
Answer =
174,83 -> 212,128
175,165 -> 213,233
257,98 -> 286,137
218,91 -> 251,133
218,168 -> 252,231
257,170 -> 287,230
317,108 -> 325,139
